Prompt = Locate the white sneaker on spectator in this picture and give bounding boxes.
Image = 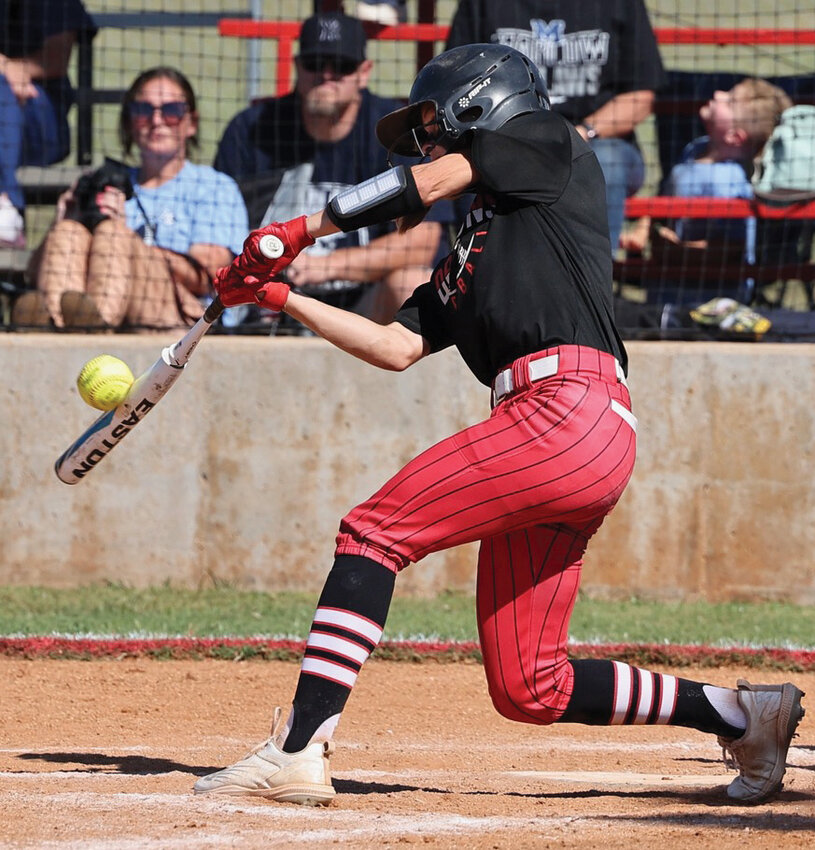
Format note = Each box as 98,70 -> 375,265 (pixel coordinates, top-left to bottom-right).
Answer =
0,193 -> 25,248
718,679 -> 805,804
193,708 -> 335,805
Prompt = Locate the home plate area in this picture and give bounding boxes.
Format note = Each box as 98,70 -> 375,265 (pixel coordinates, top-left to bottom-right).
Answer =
1,659 -> 813,849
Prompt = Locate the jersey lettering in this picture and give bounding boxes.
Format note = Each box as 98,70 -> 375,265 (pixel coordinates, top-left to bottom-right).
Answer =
494,22 -> 610,106
436,272 -> 458,306
434,200 -> 493,311
552,64 -> 601,98
434,255 -> 456,305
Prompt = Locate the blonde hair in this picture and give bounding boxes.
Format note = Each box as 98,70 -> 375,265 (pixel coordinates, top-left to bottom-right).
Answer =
731,78 -> 794,156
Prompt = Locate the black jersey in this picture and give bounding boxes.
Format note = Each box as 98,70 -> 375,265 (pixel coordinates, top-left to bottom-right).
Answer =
395,110 -> 627,386
446,0 -> 665,130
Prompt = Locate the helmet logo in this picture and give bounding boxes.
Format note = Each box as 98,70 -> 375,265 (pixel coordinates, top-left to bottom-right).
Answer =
458,76 -> 491,109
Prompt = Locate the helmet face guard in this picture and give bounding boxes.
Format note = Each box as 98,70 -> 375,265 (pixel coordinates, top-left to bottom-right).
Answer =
377,44 -> 550,157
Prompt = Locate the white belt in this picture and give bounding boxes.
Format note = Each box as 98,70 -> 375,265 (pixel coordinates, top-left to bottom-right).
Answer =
491,353 -> 628,405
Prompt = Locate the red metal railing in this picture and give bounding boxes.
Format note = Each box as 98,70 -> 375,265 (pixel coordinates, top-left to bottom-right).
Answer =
219,21 -> 815,222
219,20 -> 815,96
218,20 -> 450,95
625,197 -> 815,220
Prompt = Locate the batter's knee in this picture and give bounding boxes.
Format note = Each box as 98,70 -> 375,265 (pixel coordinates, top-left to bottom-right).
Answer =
484,658 -> 574,726
335,518 -> 410,574
334,531 -> 405,574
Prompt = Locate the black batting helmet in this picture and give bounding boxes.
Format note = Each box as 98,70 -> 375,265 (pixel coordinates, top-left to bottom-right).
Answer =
376,43 -> 550,157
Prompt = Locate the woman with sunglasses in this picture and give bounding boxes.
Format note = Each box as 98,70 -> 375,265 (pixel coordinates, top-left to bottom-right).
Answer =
18,66 -> 248,330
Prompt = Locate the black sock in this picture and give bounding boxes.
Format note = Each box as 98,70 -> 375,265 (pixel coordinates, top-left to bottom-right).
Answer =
283,555 -> 395,752
673,679 -> 745,737
559,659 -> 744,737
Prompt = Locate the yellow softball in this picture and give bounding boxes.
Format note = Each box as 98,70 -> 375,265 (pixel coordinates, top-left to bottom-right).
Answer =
76,354 -> 135,411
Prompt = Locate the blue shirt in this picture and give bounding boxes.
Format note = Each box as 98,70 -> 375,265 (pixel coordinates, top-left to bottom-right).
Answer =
125,161 -> 248,257
665,136 -> 756,263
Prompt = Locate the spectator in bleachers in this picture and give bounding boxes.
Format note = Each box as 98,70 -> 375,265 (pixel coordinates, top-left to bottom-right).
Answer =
13,67 -> 248,330
0,0 -> 96,248
445,0 -> 666,256
622,78 -> 793,266
214,12 -> 451,329
619,78 -> 795,336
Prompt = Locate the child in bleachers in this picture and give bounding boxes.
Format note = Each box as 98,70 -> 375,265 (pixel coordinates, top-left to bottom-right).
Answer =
622,78 -> 793,262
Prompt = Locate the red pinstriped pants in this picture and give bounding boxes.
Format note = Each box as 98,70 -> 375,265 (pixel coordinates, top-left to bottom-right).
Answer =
335,345 -> 637,724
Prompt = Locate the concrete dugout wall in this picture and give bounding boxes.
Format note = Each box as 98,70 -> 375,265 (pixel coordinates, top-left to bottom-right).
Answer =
1,336 -> 814,603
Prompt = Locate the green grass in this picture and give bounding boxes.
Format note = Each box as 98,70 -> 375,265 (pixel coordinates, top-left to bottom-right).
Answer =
1,584 -> 813,649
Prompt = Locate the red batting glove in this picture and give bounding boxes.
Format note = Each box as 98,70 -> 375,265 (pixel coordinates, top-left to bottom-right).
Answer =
237,215 -> 315,277
246,275 -> 290,312
213,265 -> 252,307
213,266 -> 291,311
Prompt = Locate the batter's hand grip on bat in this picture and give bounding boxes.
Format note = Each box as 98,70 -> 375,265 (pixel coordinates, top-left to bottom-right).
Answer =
238,216 -> 315,277
258,234 -> 284,259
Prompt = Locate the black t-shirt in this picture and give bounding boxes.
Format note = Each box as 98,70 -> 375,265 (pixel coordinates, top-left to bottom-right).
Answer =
215,90 -> 407,224
446,0 -> 665,126
395,111 -> 626,387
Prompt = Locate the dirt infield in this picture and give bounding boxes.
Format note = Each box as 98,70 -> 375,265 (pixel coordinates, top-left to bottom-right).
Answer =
2,659 -> 814,849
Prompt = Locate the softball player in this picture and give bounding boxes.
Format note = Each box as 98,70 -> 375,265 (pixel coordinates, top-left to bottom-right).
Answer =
195,45 -> 804,807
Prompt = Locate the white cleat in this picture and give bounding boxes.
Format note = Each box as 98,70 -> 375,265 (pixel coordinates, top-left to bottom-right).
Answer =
718,679 -> 805,804
194,709 -> 335,806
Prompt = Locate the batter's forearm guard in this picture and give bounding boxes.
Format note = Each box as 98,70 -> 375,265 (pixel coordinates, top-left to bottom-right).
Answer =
326,165 -> 427,232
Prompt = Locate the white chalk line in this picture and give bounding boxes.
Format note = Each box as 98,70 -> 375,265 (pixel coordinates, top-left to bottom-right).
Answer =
0,736 -> 705,756
0,766 -> 735,786
0,790 -> 606,850
2,741 -> 810,779
6,738 -> 811,760
505,770 -> 728,787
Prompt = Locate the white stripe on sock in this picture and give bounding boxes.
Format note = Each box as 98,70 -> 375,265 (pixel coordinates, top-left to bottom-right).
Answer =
307,630 -> 371,666
655,674 -> 679,724
633,669 -> 654,724
301,656 -> 359,688
611,661 -> 633,724
313,607 -> 384,644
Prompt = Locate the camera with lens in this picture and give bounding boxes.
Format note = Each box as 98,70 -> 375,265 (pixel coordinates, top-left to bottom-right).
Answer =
65,157 -> 134,231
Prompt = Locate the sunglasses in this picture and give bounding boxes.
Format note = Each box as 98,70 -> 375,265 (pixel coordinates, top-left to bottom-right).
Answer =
299,56 -> 360,77
129,101 -> 190,124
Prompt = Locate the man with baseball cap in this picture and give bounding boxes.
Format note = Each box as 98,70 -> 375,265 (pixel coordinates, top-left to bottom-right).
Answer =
297,10 -> 367,68
214,12 -> 451,329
